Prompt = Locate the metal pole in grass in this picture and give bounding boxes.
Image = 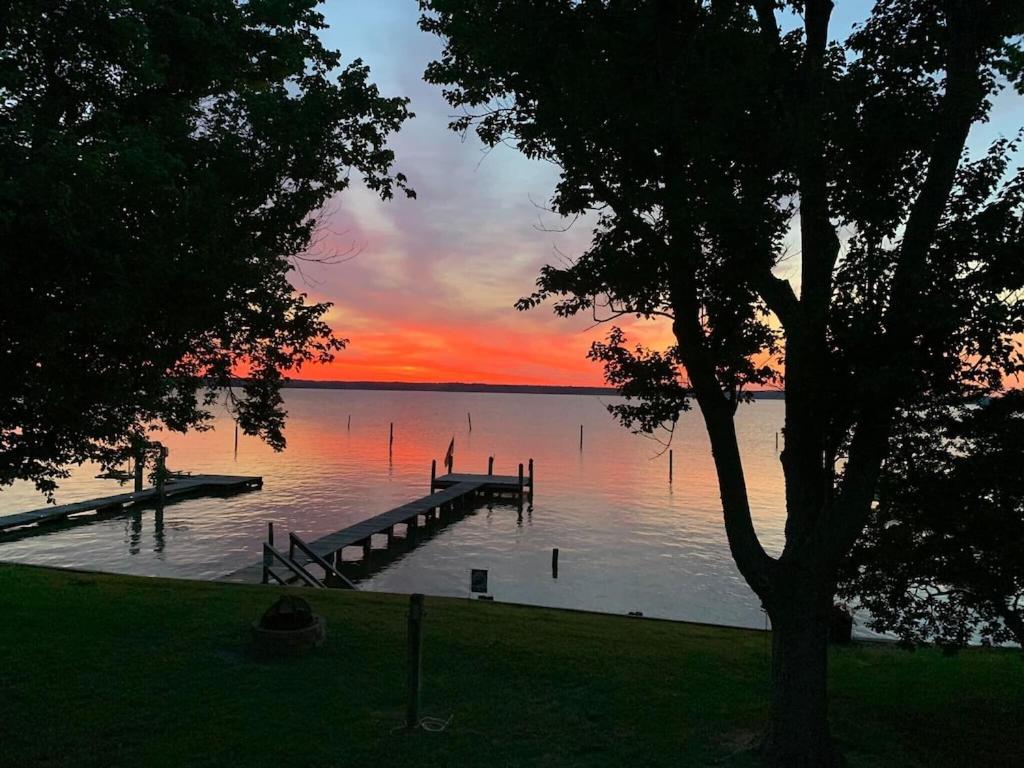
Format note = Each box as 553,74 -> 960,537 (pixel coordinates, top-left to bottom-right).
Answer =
406,593 -> 425,730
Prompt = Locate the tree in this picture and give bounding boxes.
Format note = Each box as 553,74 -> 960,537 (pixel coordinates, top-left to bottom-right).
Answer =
838,391 -> 1024,650
0,0 -> 413,495
419,1 -> 1024,764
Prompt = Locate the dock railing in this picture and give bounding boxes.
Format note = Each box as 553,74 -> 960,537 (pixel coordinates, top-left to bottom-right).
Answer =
262,543 -> 324,588
288,532 -> 358,590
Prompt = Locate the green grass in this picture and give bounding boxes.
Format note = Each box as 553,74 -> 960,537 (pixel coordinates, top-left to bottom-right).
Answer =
0,564 -> 1020,768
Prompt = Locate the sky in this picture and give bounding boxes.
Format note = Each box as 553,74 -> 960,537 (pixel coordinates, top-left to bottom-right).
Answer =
296,1 -> 1023,386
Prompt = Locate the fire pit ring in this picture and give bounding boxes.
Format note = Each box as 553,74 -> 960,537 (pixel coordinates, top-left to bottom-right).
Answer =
251,595 -> 326,656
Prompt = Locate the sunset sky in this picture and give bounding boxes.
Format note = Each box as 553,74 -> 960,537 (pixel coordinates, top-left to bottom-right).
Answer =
299,1 -> 1024,386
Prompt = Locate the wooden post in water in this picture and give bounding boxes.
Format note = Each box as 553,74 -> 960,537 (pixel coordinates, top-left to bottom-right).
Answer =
267,521 -> 274,547
234,422 -> 239,460
406,594 -> 425,730
579,424 -> 584,451
133,452 -> 144,493
347,414 -> 351,430
389,422 -> 394,453
487,456 -> 494,475
467,412 -> 472,431
775,431 -> 779,451
155,446 -> 168,502
430,459 -> 436,492
551,547 -> 559,579
669,449 -> 673,484
528,458 -> 534,501
518,463 -> 524,498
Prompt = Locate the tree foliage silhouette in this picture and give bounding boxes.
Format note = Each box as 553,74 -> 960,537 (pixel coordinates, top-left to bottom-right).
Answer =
0,0 -> 412,494
839,391 -> 1024,650
420,0 -> 1024,764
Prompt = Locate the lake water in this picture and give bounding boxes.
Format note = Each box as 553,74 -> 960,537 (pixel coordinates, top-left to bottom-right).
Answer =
0,389 -> 793,631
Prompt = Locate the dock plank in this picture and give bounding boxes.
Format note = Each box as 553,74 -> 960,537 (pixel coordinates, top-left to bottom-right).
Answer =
221,479 -> 499,584
0,474 -> 263,533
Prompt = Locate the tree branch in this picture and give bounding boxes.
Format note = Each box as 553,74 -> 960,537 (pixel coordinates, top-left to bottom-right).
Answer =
750,0 -> 780,45
750,268 -> 800,328
670,271 -> 776,596
884,1 -> 985,358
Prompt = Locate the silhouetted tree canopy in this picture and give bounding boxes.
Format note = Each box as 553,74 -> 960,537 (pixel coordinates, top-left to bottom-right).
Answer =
420,1 -> 1023,763
839,392 -> 1024,650
0,0 -> 412,494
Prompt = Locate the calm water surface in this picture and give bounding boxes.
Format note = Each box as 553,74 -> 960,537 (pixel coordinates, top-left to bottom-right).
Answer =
0,390 -> 795,631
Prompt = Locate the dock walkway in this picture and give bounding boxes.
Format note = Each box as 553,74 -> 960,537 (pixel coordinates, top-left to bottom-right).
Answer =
0,475 -> 263,533
222,462 -> 533,587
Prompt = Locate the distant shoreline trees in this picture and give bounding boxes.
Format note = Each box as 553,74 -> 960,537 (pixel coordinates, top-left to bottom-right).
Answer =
0,0 -> 413,495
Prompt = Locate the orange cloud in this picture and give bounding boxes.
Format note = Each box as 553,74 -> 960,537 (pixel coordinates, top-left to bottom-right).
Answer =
298,315 -> 675,386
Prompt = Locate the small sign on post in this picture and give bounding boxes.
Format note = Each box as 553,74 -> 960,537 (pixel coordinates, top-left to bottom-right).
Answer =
470,568 -> 489,594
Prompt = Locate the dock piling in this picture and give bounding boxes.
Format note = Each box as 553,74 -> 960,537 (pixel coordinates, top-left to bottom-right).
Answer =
268,521 -> 274,547
579,424 -> 584,451
552,547 -> 559,579
155,446 -> 168,501
528,458 -> 534,500
430,459 -> 436,491
487,456 -> 494,475
133,454 -> 144,493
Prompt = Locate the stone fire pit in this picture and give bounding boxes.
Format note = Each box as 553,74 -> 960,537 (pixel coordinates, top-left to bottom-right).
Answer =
251,595 -> 326,656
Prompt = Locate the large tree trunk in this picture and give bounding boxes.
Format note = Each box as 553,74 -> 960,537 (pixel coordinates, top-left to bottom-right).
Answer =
761,589 -> 840,768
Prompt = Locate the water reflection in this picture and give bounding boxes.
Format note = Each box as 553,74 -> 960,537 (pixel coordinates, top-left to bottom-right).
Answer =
0,389 -> 789,630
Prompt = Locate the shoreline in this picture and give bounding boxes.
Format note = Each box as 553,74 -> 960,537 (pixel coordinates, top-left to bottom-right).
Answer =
276,379 -> 787,399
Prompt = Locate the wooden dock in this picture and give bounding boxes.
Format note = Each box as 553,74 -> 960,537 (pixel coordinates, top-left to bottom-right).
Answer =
223,461 -> 532,588
0,474 -> 263,533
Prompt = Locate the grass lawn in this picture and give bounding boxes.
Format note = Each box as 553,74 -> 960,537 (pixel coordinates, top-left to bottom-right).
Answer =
0,563 -> 1020,768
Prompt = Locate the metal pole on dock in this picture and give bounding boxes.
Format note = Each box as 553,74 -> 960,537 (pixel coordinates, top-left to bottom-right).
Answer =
669,449 -> 673,484
487,456 -> 494,475
406,593 -> 425,730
